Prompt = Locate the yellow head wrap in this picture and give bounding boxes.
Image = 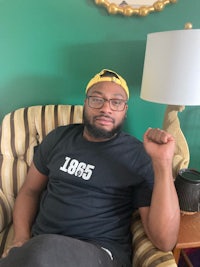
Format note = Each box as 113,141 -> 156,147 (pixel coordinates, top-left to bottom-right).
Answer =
85,69 -> 129,99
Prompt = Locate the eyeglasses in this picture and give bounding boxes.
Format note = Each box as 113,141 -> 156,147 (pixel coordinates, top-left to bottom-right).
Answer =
87,96 -> 127,111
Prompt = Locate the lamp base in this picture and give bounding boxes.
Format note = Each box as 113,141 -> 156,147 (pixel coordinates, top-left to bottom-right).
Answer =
162,105 -> 190,178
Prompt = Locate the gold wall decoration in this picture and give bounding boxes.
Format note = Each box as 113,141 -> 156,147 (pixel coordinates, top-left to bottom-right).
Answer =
95,0 -> 177,17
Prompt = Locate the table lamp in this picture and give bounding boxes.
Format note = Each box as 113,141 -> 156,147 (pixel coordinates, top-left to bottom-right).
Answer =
140,25 -> 200,179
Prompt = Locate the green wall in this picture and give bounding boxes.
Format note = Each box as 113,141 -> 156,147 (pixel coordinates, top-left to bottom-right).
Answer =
0,0 -> 200,169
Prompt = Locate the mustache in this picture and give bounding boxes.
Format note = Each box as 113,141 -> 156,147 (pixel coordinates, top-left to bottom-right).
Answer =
94,115 -> 115,123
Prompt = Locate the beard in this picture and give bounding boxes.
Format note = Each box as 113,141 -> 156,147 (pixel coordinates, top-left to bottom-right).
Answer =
83,109 -> 125,140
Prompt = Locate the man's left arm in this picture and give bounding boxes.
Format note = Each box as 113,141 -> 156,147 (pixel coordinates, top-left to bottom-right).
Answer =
139,128 -> 180,251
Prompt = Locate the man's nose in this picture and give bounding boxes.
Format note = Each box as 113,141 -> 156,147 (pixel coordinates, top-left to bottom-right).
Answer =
100,100 -> 112,112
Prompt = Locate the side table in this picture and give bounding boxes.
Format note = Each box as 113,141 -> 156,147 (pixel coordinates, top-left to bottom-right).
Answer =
173,212 -> 200,266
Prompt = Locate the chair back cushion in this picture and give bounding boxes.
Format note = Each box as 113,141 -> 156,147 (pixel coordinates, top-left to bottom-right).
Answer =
0,105 -> 83,231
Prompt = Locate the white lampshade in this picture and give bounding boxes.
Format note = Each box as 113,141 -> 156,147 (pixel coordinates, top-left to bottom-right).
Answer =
140,29 -> 200,105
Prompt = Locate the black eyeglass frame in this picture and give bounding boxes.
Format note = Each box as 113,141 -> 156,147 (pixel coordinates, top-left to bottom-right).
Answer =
86,96 -> 127,111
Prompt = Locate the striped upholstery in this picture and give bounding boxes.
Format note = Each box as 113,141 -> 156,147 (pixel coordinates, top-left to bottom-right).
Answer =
0,104 -> 177,266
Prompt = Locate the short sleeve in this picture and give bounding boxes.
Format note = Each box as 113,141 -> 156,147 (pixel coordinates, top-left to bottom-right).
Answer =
132,182 -> 152,209
33,129 -> 58,175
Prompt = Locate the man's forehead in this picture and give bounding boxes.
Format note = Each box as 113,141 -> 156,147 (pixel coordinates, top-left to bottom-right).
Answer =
87,82 -> 127,98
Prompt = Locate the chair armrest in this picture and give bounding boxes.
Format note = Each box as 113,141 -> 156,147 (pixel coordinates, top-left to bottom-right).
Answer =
0,189 -> 12,233
131,210 -> 177,267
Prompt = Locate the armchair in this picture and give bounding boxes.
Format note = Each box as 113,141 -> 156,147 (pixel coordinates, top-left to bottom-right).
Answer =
0,104 -> 177,266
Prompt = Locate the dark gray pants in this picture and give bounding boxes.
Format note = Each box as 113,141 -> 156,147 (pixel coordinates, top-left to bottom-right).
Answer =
0,234 -> 122,267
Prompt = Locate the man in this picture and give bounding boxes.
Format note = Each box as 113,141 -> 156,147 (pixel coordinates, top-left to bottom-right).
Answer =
0,69 -> 180,267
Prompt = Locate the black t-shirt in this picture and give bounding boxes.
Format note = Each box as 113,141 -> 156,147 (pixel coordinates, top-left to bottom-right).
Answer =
32,124 -> 154,266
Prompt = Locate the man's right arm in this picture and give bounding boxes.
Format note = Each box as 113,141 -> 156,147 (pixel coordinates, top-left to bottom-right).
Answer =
2,162 -> 48,257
